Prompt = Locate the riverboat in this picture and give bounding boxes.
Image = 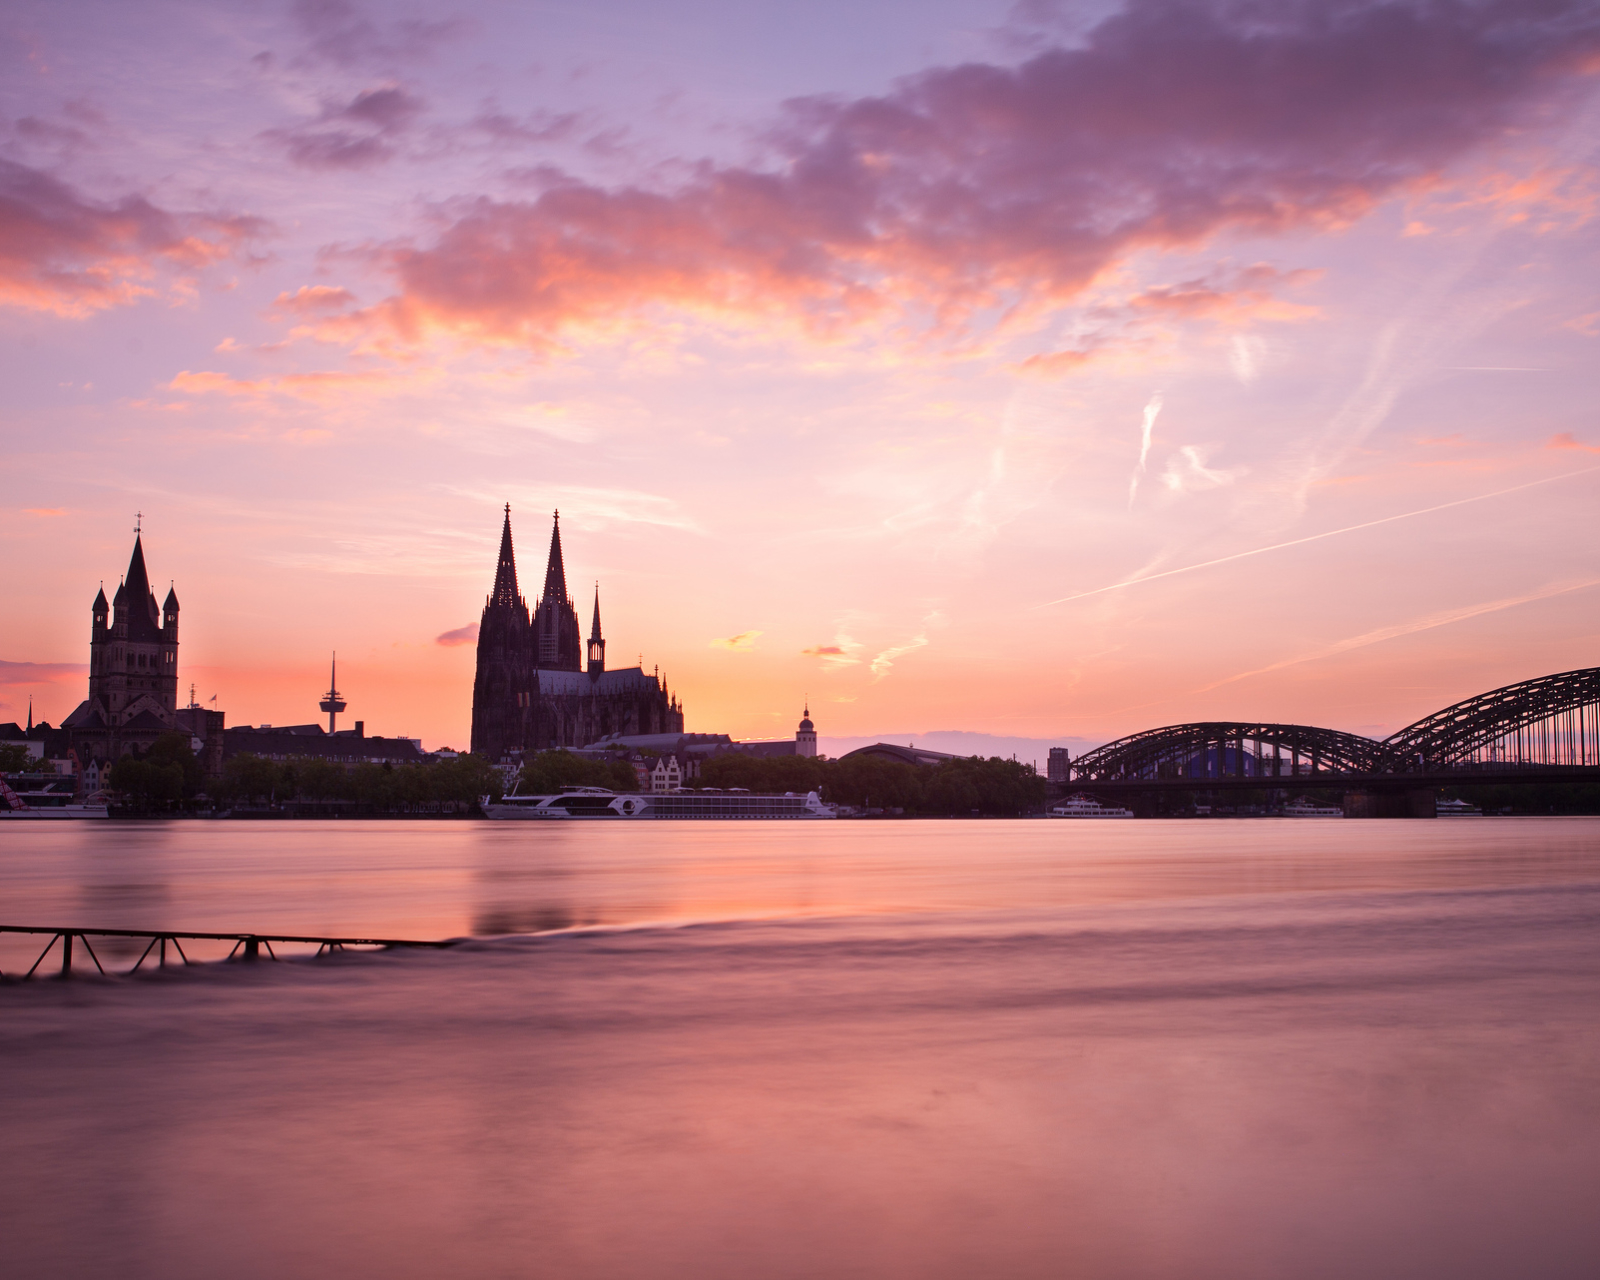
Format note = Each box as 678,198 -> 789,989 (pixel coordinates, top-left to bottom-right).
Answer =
1436,797 -> 1482,816
0,777 -> 109,819
1047,795 -> 1134,819
481,786 -> 836,820
1281,797 -> 1345,818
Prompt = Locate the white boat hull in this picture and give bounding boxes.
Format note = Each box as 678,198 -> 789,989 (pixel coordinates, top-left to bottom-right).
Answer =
483,790 -> 835,820
0,805 -> 110,819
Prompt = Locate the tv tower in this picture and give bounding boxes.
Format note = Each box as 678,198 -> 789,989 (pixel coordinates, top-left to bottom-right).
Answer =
319,652 -> 347,734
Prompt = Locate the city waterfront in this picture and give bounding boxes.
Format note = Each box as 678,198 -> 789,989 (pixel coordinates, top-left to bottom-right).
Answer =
5,820 -> 1600,1277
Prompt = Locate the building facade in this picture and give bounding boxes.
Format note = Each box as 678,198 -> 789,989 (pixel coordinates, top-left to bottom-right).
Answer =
470,509 -> 684,762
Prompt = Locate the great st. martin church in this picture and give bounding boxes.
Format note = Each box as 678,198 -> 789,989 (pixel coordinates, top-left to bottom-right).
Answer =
470,508 -> 683,762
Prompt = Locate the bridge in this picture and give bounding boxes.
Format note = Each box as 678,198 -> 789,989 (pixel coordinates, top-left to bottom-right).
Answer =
1064,665 -> 1600,816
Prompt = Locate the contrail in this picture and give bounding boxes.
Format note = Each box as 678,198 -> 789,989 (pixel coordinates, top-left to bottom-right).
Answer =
1127,392 -> 1162,507
1195,577 -> 1600,692
1037,464 -> 1600,609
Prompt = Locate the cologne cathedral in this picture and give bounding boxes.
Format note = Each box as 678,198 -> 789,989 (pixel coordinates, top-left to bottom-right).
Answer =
470,508 -> 683,762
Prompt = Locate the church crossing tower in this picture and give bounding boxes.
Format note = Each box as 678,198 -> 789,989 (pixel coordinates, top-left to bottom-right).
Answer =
67,521 -> 183,760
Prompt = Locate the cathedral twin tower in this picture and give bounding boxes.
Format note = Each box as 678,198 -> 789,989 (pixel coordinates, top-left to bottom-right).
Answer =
470,508 -> 683,762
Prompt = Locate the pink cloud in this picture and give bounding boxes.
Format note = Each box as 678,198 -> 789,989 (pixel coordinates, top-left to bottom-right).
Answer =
1547,432 -> 1600,454
1123,266 -> 1323,325
345,1 -> 1600,351
0,159 -> 262,316
169,368 -> 393,402
435,623 -> 479,647
273,284 -> 358,314
0,659 -> 87,686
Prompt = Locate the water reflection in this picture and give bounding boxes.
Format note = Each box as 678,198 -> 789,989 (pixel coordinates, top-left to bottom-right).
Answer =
473,905 -> 596,935
4,820 -> 1600,1276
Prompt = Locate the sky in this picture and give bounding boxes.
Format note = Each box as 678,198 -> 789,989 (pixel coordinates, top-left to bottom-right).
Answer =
3,0 -> 1599,753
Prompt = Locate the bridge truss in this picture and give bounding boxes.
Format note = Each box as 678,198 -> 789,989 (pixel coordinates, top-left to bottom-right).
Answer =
1381,665 -> 1600,771
1068,722 -> 1383,783
1067,666 -> 1600,784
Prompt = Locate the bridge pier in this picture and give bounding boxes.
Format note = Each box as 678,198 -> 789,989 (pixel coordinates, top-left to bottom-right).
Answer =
1343,788 -> 1436,819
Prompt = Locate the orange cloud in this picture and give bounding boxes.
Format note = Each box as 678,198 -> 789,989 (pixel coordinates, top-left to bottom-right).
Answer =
23,507 -> 64,517
711,630 -> 762,651
0,158 -> 262,317
1548,432 -> 1600,454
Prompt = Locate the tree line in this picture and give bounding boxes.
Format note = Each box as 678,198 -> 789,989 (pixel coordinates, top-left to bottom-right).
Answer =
104,734 -> 502,814
512,748 -> 1045,814
691,751 -> 1047,815
216,751 -> 501,812
98,736 -> 1046,817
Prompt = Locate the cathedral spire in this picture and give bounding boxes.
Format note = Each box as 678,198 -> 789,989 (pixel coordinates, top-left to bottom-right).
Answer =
587,581 -> 606,675
542,510 -> 570,607
489,504 -> 522,608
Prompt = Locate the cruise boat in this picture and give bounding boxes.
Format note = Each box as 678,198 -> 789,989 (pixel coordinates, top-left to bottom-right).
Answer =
481,786 -> 836,820
1281,797 -> 1345,818
1436,797 -> 1482,817
0,777 -> 109,819
1047,795 -> 1134,819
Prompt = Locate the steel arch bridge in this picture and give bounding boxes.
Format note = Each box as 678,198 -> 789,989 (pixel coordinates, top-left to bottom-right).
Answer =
1067,666 -> 1600,784
1380,665 -> 1600,771
1068,721 -> 1384,783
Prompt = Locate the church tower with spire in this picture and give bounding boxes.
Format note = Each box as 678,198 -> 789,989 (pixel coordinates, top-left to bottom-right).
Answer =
470,506 -> 535,763
67,518 -> 183,761
469,508 -> 682,761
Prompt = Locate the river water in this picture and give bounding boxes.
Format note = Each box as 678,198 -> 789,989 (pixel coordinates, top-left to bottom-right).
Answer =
4,818 -> 1600,1278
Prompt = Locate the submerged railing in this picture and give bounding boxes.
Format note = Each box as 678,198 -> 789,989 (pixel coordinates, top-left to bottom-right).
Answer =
0,924 -> 455,980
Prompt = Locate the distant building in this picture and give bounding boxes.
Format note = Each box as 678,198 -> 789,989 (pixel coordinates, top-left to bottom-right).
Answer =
471,508 -> 683,762
0,723 -> 44,762
582,704 -> 820,775
648,755 -> 684,792
222,722 -> 426,766
1047,747 -> 1072,783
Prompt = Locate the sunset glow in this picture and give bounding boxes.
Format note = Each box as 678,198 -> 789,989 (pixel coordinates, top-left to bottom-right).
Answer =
5,0 -> 1599,750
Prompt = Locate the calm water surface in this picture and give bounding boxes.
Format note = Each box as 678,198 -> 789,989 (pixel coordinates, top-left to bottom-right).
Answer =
4,818 -> 1600,1278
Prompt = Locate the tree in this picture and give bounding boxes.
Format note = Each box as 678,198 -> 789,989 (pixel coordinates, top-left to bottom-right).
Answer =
519,749 -> 638,795
109,733 -> 204,811
696,753 -> 827,794
0,742 -> 32,772
218,753 -> 284,804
